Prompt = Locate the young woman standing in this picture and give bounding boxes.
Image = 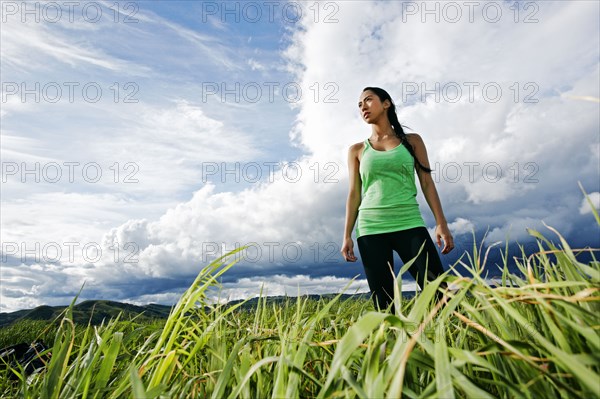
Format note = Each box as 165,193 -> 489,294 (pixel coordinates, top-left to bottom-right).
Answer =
341,87 -> 454,312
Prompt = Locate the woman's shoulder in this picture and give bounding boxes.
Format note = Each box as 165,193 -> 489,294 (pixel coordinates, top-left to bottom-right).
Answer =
347,140 -> 366,163
405,132 -> 423,142
405,133 -> 426,148
348,140 -> 366,154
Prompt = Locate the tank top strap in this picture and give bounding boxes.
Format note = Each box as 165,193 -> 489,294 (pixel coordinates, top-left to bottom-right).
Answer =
361,139 -> 370,156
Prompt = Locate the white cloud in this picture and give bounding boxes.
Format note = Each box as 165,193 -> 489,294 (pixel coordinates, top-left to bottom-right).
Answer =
484,217 -> 545,245
448,218 -> 475,236
207,274 -> 372,304
0,14 -> 150,74
579,192 -> 600,215
247,58 -> 266,71
2,1 -> 599,312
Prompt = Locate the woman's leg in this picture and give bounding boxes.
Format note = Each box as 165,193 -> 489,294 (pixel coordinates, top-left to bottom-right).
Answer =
357,233 -> 395,312
389,226 -> 446,300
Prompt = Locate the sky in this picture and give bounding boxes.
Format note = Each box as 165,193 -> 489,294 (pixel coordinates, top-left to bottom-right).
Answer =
1,0 -> 599,313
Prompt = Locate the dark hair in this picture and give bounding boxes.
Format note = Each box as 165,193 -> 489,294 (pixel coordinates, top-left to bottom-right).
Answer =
362,86 -> 432,173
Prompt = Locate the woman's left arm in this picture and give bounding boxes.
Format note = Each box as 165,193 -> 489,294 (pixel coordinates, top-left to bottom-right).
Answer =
407,133 -> 454,254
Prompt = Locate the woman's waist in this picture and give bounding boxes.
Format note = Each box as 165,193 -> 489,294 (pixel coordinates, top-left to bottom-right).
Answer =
358,199 -> 420,211
357,204 -> 425,228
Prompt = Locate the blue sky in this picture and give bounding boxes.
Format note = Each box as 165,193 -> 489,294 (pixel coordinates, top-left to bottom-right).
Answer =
1,0 -> 599,312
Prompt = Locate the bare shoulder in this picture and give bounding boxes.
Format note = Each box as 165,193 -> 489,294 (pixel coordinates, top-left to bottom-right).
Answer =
349,141 -> 365,152
348,141 -> 365,158
405,133 -> 427,149
405,133 -> 424,143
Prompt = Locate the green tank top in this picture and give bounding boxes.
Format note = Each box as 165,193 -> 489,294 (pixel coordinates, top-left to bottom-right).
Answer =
355,138 -> 426,238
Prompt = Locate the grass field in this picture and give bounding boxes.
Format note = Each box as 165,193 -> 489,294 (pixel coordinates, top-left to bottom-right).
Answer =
1,197 -> 599,398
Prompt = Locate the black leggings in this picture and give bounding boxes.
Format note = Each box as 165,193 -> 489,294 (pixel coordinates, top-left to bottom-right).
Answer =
357,226 -> 445,312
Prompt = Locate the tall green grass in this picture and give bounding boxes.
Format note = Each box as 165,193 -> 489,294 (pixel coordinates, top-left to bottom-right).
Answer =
2,199 -> 598,398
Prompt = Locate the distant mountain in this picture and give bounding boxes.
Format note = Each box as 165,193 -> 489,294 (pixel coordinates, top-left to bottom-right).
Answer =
0,293 -> 396,328
0,300 -> 173,328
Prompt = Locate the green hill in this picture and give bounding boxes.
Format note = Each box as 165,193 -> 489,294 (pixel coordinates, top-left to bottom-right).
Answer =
0,293 -> 377,328
0,300 -> 173,328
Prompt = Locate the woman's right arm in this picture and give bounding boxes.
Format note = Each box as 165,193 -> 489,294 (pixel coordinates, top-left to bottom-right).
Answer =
341,144 -> 362,262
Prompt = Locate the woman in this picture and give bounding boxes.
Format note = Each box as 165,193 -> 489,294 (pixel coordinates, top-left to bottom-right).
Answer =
341,87 -> 454,313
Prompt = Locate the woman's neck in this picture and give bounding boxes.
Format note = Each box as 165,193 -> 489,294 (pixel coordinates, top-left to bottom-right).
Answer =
370,123 -> 395,141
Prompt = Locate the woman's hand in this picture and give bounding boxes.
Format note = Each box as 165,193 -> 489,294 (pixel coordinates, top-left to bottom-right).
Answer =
341,238 -> 358,262
435,224 -> 454,254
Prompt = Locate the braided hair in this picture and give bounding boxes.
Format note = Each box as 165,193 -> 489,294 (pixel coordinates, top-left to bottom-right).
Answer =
362,87 -> 432,173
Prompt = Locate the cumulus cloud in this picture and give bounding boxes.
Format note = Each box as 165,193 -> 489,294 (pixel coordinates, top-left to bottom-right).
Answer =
448,218 -> 475,236
207,274 -> 372,304
579,192 -> 600,215
2,1 -> 599,312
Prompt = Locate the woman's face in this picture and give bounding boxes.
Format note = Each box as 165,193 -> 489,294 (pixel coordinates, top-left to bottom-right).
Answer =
358,90 -> 389,124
